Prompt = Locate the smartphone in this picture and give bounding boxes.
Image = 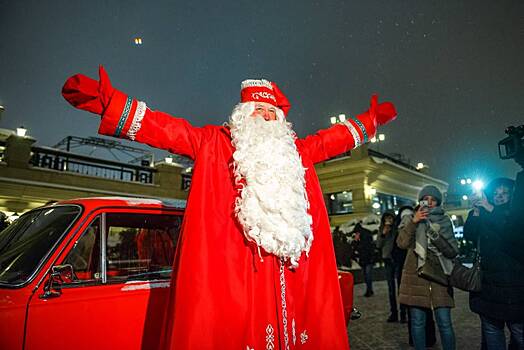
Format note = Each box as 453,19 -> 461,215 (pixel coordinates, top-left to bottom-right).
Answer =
419,200 -> 429,208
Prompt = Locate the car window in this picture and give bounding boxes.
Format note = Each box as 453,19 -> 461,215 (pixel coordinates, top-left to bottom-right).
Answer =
105,212 -> 181,282
63,212 -> 182,284
0,206 -> 81,286
63,217 -> 101,282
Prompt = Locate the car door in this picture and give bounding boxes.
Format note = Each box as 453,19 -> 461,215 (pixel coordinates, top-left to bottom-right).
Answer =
24,208 -> 182,350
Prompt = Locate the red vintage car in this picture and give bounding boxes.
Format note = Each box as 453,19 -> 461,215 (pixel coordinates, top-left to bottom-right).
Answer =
0,197 -> 355,350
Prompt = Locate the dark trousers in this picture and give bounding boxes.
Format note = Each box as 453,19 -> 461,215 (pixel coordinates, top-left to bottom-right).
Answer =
384,259 -> 407,317
362,263 -> 374,293
480,314 -> 524,350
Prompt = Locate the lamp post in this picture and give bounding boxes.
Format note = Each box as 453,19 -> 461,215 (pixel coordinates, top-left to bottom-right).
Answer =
370,133 -> 386,152
330,114 -> 347,125
16,126 -> 27,137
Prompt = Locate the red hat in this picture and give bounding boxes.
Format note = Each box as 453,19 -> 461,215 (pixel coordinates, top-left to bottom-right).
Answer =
240,79 -> 291,116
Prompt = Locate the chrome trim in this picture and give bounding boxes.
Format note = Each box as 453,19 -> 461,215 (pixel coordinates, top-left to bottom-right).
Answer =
101,212 -> 107,284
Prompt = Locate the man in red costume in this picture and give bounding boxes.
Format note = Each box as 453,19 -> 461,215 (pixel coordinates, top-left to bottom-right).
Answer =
62,67 -> 397,350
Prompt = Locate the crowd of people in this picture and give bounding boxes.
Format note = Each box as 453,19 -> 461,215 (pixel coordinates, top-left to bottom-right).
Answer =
336,181 -> 524,350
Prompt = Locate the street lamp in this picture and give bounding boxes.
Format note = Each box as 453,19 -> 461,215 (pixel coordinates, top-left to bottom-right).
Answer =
16,126 -> 27,137
330,114 -> 348,125
416,162 -> 424,170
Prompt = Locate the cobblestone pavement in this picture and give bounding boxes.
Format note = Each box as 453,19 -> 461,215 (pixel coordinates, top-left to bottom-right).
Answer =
347,280 -> 482,350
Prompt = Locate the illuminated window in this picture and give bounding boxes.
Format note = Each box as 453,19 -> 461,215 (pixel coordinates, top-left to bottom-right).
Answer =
325,191 -> 353,215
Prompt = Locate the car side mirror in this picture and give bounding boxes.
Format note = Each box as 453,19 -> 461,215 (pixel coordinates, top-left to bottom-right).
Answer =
39,264 -> 74,299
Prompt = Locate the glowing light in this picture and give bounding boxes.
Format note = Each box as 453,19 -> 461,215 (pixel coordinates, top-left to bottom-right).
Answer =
466,178 -> 472,184
460,179 -> 466,185
416,162 -> 424,170
134,37 -> 143,45
451,214 -> 457,220
338,114 -> 346,122
378,133 -> 385,141
16,126 -> 27,137
472,180 -> 484,192
370,137 -> 377,143
462,195 -> 468,201
372,202 -> 381,209
164,156 -> 173,164
330,116 -> 337,125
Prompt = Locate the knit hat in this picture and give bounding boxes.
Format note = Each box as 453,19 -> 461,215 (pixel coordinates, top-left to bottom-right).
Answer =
418,185 -> 443,206
240,79 -> 291,116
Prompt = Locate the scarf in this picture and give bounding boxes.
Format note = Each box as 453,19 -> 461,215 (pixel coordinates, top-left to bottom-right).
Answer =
411,207 -> 457,275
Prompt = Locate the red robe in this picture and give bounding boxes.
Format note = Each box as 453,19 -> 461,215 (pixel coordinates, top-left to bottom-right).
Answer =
98,90 -> 370,350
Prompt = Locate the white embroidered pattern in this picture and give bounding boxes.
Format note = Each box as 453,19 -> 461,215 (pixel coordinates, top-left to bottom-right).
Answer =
300,330 -> 308,345
342,119 -> 361,148
241,79 -> 273,90
251,91 -> 276,102
280,258 -> 290,350
266,324 -> 275,350
292,319 -> 296,346
127,100 -> 147,140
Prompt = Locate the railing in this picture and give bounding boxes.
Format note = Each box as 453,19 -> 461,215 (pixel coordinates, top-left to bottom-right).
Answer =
30,146 -> 156,184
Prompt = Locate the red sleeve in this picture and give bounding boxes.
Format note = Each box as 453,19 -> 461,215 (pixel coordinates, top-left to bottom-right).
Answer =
97,89 -> 208,160
297,116 -> 373,164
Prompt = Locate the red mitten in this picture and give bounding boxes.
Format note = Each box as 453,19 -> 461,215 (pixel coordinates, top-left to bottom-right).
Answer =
350,95 -> 397,143
62,66 -> 115,115
376,101 -> 397,126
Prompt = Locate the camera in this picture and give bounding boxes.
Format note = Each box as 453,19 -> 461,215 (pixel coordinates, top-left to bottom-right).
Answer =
499,125 -> 524,161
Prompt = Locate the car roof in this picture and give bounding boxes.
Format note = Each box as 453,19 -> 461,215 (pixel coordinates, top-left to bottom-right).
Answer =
54,196 -> 187,210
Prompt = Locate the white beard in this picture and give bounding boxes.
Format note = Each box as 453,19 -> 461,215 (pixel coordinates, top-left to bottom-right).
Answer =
229,102 -> 313,267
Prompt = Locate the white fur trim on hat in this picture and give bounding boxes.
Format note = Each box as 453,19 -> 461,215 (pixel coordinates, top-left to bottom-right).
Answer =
241,79 -> 273,90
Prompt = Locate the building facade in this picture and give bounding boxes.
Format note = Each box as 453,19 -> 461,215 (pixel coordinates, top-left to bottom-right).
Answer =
0,130 -> 188,219
315,145 -> 448,226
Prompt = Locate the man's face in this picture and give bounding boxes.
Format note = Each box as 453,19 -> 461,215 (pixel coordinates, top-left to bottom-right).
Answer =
492,185 -> 511,206
251,102 -> 277,121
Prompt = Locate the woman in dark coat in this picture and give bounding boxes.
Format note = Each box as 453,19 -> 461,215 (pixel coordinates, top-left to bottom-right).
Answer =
463,177 -> 524,350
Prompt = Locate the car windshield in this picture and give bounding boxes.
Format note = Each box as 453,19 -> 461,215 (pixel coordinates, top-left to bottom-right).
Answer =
0,206 -> 81,286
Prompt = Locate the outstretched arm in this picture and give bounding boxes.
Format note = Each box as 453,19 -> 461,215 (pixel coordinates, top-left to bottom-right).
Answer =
297,95 -> 396,164
62,66 -> 208,160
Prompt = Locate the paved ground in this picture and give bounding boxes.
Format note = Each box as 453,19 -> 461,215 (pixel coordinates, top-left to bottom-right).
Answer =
347,280 -> 482,350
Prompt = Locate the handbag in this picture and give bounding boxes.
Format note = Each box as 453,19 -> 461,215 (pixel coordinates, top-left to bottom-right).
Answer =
449,238 -> 481,292
417,251 -> 449,286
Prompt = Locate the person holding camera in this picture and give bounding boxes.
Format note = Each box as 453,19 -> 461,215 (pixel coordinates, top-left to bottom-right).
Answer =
397,185 -> 459,350
464,177 -> 524,350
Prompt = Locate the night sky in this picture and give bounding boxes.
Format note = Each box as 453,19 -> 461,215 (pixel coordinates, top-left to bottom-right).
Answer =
1,0 -> 523,194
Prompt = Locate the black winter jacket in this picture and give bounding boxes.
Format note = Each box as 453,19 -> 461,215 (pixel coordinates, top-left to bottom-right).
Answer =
463,206 -> 524,321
